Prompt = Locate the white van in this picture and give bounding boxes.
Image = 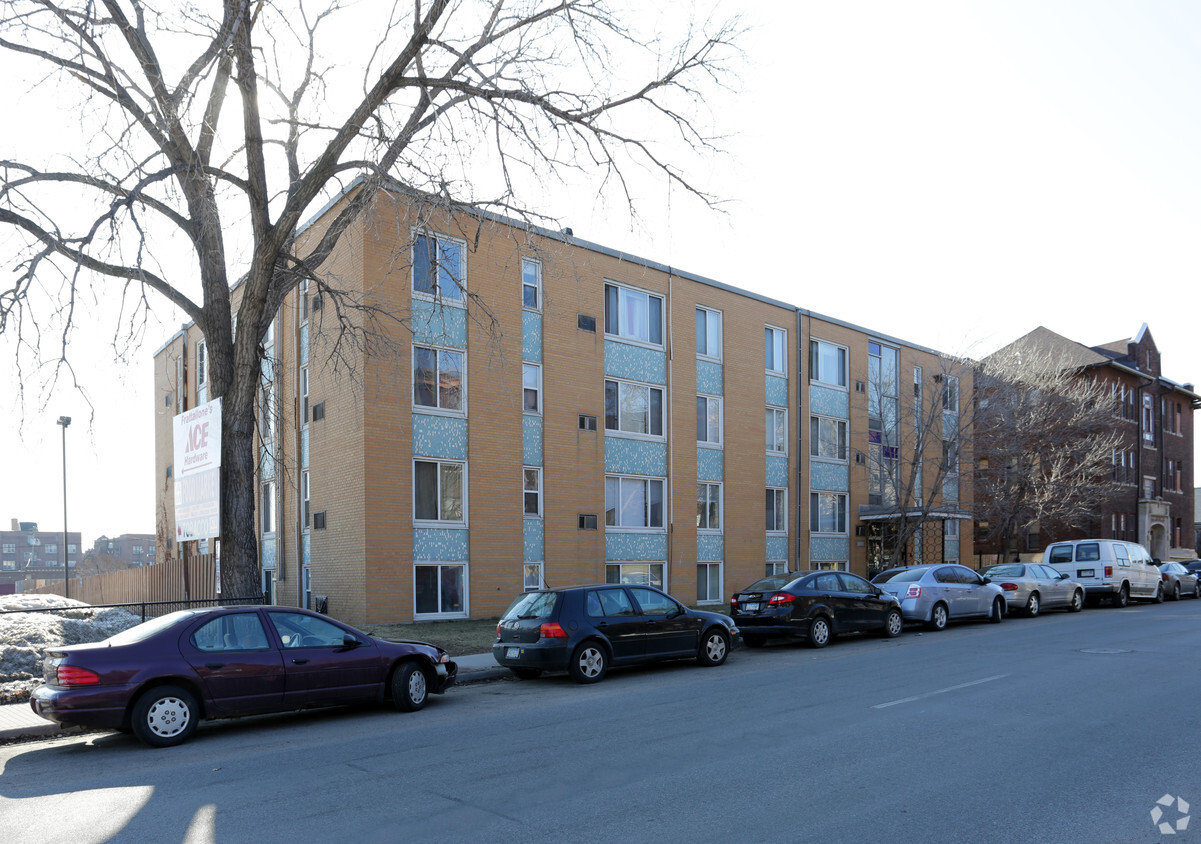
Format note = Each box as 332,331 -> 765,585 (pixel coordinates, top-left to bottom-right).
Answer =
1042,539 -> 1162,607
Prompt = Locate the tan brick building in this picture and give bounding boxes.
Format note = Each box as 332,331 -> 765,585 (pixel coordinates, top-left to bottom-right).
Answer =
153,186 -> 973,625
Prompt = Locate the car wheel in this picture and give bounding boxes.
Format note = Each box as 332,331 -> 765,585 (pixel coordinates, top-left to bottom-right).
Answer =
697,628 -> 730,666
1025,592 -> 1040,618
883,608 -> 903,638
990,597 -> 1004,623
1194,582 -> 1200,600
1112,584 -> 1129,608
1154,583 -> 1165,604
568,641 -> 607,684
391,661 -> 430,711
742,634 -> 766,648
1068,589 -> 1084,612
807,616 -> 831,648
131,685 -> 199,748
1170,583 -> 1180,601
509,667 -> 542,680
927,603 -> 949,631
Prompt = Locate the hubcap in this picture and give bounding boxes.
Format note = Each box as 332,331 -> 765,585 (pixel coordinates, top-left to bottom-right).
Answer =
579,648 -> 603,677
408,670 -> 428,704
147,696 -> 190,738
705,634 -> 727,661
813,620 -> 828,644
935,607 -> 946,627
888,613 -> 902,635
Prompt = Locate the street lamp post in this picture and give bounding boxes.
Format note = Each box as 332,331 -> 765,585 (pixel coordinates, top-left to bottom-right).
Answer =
57,415 -> 71,598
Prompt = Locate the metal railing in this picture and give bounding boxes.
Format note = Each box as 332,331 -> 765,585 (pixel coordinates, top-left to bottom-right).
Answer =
0,593 -> 268,623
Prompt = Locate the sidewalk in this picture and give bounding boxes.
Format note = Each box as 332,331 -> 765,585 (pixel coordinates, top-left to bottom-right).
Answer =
0,653 -> 507,742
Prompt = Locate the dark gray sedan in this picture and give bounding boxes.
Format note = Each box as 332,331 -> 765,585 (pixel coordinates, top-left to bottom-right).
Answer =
979,563 -> 1085,617
1156,562 -> 1200,601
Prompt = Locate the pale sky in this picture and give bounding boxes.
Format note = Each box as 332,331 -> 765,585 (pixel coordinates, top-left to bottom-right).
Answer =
2,1 -> 1198,546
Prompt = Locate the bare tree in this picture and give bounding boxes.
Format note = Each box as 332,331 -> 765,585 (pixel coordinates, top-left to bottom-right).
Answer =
0,1 -> 740,595
972,345 -> 1122,561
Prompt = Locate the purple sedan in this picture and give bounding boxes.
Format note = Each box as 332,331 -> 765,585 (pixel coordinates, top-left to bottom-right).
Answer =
30,605 -> 456,747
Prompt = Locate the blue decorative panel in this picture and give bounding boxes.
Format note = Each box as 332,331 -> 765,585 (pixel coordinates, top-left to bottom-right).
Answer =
522,311 -> 542,362
523,415 -> 543,466
300,325 -> 309,366
414,527 -> 469,562
810,461 -> 849,492
604,340 -> 666,385
605,532 -> 668,561
524,518 -> 544,562
697,447 -> 723,481
411,297 -> 468,349
412,413 -> 468,460
765,454 -> 788,487
766,374 -> 788,407
810,385 -> 849,419
696,360 -> 723,396
605,436 -> 667,476
302,533 -> 310,567
766,535 -> 789,561
810,536 -> 850,561
698,534 -> 724,562
301,427 -> 309,469
261,536 -> 277,570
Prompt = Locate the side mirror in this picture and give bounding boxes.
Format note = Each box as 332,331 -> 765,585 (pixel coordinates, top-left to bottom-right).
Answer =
1059,573 -> 1069,580
341,634 -> 362,649
981,577 -> 992,584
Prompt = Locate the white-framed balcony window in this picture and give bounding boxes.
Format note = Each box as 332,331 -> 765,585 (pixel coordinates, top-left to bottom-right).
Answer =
765,325 -> 787,374
414,459 -> 466,524
809,415 -> 847,461
944,520 -> 960,563
415,563 -> 467,617
523,363 -> 542,414
810,339 -> 847,388
697,395 -> 722,445
412,232 -> 465,304
766,407 -> 787,454
413,345 -> 464,413
604,282 -> 663,346
697,483 -> 722,531
810,492 -> 848,534
943,374 -> 960,415
697,562 -> 723,604
605,562 -> 664,589
604,378 -> 664,439
261,481 -> 276,535
605,475 -> 665,529
301,470 -> 311,529
696,307 -> 722,360
523,562 -> 545,592
766,487 -> 787,534
300,366 -> 309,425
523,467 -> 542,517
522,258 -> 541,311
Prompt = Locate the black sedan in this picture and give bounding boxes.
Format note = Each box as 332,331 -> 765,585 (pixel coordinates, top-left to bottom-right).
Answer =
30,605 -> 456,747
730,570 -> 904,648
492,584 -> 738,683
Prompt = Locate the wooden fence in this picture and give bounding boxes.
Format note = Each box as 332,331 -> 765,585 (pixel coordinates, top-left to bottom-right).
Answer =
28,555 -> 218,606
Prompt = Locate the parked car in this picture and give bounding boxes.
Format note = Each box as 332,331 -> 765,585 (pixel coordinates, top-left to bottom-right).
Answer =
30,605 -> 456,747
492,584 -> 738,683
729,570 -> 903,648
1042,539 -> 1162,606
978,563 -> 1085,616
1155,562 -> 1200,600
1183,560 -> 1201,577
871,564 -> 1006,630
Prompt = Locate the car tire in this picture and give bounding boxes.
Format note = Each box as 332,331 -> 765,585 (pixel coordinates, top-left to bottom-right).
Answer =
742,634 -> 766,648
927,603 -> 949,631
1194,582 -> 1200,600
568,641 -> 607,684
131,685 -> 199,748
1112,584 -> 1129,608
1154,583 -> 1165,604
990,597 -> 1004,623
697,628 -> 730,667
883,608 -> 903,638
807,616 -> 832,648
509,667 -> 542,680
1170,583 -> 1180,601
391,661 -> 430,711
1068,590 -> 1084,612
1025,592 -> 1040,618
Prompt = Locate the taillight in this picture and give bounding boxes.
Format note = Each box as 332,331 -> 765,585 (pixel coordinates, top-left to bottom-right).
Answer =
905,585 -> 922,599
56,665 -> 100,687
539,622 -> 568,639
730,596 -> 738,607
1162,573 -> 1170,582
496,623 -> 502,639
1000,583 -> 1019,592
767,592 -> 795,606
1105,566 -> 1113,578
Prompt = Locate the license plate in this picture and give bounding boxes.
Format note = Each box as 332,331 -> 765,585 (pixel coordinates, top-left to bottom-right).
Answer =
1078,569 -> 1094,578
505,647 -> 521,659
742,602 -> 761,612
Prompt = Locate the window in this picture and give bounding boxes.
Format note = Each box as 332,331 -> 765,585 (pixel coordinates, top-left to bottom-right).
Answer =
2,543 -> 15,554
630,586 -> 680,616
765,561 -> 787,576
578,513 -> 598,530
414,460 -> 465,523
412,233 -> 465,303
604,283 -> 663,345
944,520 -> 960,563
810,340 -> 847,387
942,374 -> 959,414
132,545 -> 144,554
523,363 -> 541,413
415,563 -> 466,616
766,407 -> 787,454
196,338 -> 208,405
810,492 -> 848,534
605,379 -> 664,438
1,559 -> 14,571
810,416 -> 847,461
44,544 -> 57,555
1142,394 -> 1155,441
300,366 -> 309,424
577,314 -> 596,332
578,414 -> 598,432
413,345 -> 464,412
261,481 -> 276,534
697,483 -> 721,531
765,326 -> 786,374
68,544 -> 78,554
605,562 -> 664,588
192,613 -> 271,652
697,562 -> 722,603
523,562 -> 544,592
524,467 -> 542,517
301,470 -> 311,529
697,396 -> 722,445
766,488 -> 787,533
605,475 -> 665,528
696,307 -> 722,359
522,258 -> 541,310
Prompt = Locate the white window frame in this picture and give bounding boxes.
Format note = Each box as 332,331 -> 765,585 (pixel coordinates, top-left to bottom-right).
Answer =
810,339 -> 848,389
604,282 -> 664,348
766,406 -> 788,455
696,561 -> 723,604
411,231 -> 466,305
522,258 -> 542,311
697,395 -> 722,446
810,492 -> 848,535
765,560 -> 788,576
45,543 -> 57,555
809,415 -> 847,462
414,562 -> 469,618
413,459 -> 467,525
261,480 -> 276,535
523,363 -> 542,415
605,474 -> 666,530
301,470 -> 311,530
766,487 -> 788,534
605,562 -> 665,589
697,482 -> 722,532
696,306 -> 722,360
300,366 -> 309,426
523,467 -> 543,518
412,344 -> 466,415
765,325 -> 787,375
523,562 -> 545,592
604,378 -> 665,440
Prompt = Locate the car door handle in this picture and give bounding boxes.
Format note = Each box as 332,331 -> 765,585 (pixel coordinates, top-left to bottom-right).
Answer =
292,658 -> 309,665
205,663 -> 224,670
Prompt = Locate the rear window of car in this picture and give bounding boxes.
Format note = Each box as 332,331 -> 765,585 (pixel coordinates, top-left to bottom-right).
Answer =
983,564 -> 1024,577
1076,543 -> 1100,562
872,568 -> 924,584
742,575 -> 798,592
105,610 -> 197,646
501,591 -> 559,620
1046,545 -> 1074,564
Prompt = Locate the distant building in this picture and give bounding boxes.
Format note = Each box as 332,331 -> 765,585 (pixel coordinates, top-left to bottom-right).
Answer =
0,519 -> 82,590
81,533 -> 157,575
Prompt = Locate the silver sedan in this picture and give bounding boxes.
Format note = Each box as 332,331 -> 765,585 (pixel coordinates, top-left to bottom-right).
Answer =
979,563 -> 1085,617
1156,562 -> 1201,601
872,564 -> 1006,631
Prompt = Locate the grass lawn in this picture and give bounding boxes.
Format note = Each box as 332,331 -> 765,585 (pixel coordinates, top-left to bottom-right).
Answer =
365,618 -> 499,657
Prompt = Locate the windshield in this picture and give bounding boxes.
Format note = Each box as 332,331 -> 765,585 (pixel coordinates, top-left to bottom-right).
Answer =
105,610 -> 197,646
873,568 -> 925,584
982,565 -> 1024,577
502,591 -> 559,620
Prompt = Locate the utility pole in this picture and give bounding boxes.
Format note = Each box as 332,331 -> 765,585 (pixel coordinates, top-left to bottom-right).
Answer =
57,415 -> 71,598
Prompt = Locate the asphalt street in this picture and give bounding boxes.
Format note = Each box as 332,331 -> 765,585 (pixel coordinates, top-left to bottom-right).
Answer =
2,599 -> 1199,843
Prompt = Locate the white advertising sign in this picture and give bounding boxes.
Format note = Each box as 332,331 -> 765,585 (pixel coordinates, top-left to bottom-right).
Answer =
173,397 -> 222,542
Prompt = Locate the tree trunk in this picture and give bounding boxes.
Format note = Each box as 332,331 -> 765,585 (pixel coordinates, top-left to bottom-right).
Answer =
220,397 -> 261,599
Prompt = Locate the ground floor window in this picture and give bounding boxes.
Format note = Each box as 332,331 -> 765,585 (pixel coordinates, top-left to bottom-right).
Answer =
523,562 -> 544,591
812,561 -> 847,571
944,521 -> 960,563
606,562 -> 664,589
302,565 -> 311,610
262,569 -> 277,603
415,563 -> 467,616
765,560 -> 787,577
697,562 -> 722,603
